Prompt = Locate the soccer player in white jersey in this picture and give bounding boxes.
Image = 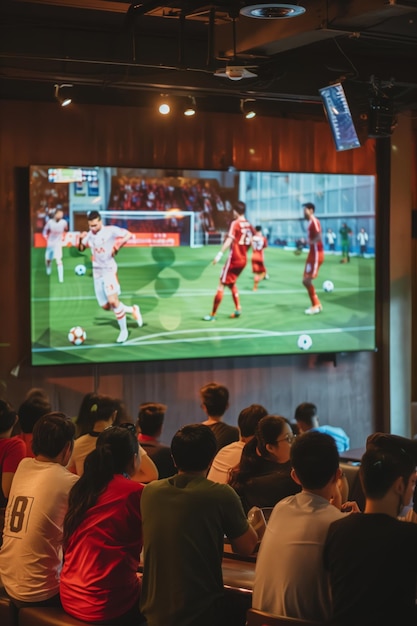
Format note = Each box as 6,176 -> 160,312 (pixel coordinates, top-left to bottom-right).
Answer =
79,210 -> 143,343
42,208 -> 68,283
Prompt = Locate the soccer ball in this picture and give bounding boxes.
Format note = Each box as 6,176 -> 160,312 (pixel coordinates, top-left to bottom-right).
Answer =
322,280 -> 334,293
68,326 -> 87,346
74,264 -> 86,276
297,334 -> 313,351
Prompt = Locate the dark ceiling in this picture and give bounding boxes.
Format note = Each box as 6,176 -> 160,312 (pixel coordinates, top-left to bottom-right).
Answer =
1,0 -> 417,124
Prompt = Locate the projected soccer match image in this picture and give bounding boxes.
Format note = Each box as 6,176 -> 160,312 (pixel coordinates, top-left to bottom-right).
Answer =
30,166 -> 376,366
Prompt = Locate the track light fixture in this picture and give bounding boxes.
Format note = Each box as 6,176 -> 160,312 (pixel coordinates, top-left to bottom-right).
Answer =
184,97 -> 196,117
158,96 -> 170,115
54,83 -> 73,107
240,98 -> 257,119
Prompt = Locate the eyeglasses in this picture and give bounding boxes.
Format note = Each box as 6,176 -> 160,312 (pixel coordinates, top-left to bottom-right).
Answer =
276,434 -> 296,445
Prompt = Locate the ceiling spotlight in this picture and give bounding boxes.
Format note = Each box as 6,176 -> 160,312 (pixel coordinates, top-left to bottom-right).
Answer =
54,83 -> 73,107
241,98 -> 257,119
184,97 -> 196,117
158,96 -> 170,115
240,3 -> 306,19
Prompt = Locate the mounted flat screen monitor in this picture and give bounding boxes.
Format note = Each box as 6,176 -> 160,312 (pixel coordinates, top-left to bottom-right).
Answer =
30,166 -> 376,366
319,83 -> 362,152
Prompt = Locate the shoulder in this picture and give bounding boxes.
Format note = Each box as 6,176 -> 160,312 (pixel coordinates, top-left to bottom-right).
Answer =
1,436 -> 26,454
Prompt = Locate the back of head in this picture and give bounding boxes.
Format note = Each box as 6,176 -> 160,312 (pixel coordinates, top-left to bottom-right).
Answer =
290,431 -> 339,489
0,400 -> 17,434
238,404 -> 268,438
360,446 -> 416,500
112,398 -> 133,426
200,382 -> 229,418
234,201 -> 246,215
18,394 -> 52,434
90,394 -> 118,425
32,412 -> 75,458
92,426 -> 139,475
171,424 -> 217,472
366,432 -> 417,465
138,402 -> 167,437
76,392 -> 99,436
294,402 -> 317,428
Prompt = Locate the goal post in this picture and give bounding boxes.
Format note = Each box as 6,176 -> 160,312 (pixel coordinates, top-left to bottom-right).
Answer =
99,210 -> 204,248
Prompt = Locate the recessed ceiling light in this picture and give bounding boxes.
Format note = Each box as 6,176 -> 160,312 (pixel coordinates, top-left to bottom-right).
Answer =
240,3 -> 306,19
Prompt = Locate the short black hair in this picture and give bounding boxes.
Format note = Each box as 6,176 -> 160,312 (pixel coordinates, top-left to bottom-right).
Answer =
233,201 -> 246,215
360,446 -> 416,500
87,210 -> 101,221
18,394 -> 52,434
294,402 -> 317,427
255,225 -> 262,232
302,202 -> 315,212
138,402 -> 167,437
200,382 -> 229,417
171,424 -> 217,472
238,404 -> 268,438
290,431 -> 339,489
0,400 -> 17,434
32,412 -> 75,458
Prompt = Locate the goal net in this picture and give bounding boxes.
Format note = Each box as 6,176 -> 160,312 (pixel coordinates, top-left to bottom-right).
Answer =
99,210 -> 205,248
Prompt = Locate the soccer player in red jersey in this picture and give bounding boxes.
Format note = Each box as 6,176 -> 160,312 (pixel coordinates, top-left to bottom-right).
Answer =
251,225 -> 268,291
204,201 -> 255,321
302,202 -> 324,315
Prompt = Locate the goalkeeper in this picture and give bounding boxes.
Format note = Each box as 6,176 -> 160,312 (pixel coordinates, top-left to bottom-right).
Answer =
203,201 -> 255,321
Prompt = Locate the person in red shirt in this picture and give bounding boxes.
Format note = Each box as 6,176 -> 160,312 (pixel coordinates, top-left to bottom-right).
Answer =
60,425 -> 144,625
251,225 -> 268,290
204,201 -> 255,321
302,202 -> 324,315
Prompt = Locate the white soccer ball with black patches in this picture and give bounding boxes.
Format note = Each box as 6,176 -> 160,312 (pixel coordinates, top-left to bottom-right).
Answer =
297,334 -> 313,351
322,280 -> 334,293
74,264 -> 87,276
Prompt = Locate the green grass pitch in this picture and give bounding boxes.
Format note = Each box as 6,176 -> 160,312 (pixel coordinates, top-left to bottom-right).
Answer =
31,245 -> 375,366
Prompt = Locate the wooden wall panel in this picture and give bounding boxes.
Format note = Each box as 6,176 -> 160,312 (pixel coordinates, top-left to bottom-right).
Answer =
0,100 -> 377,449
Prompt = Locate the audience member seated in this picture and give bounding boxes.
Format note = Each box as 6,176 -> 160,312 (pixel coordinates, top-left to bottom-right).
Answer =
137,402 -> 176,479
67,395 -> 117,475
0,400 -> 26,545
60,426 -> 144,625
208,404 -> 268,483
199,382 -> 239,450
112,398 -> 159,484
253,431 -> 358,623
17,389 -> 52,457
294,402 -> 350,453
324,444 -> 417,626
228,415 -> 301,514
69,395 -> 158,483
140,424 -> 257,626
73,392 -> 99,438
0,413 -> 77,608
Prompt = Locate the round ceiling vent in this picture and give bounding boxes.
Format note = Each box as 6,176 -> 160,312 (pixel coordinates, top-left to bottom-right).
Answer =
240,3 -> 306,19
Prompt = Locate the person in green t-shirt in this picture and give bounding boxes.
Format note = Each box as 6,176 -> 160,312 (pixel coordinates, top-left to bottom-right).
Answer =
339,222 -> 352,263
140,424 -> 258,626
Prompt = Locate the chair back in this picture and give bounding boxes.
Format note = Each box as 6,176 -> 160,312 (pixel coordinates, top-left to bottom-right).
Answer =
246,608 -> 325,626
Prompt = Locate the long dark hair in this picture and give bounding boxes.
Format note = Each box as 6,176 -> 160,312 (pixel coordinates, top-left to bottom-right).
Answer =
229,415 -> 289,489
63,426 -> 138,548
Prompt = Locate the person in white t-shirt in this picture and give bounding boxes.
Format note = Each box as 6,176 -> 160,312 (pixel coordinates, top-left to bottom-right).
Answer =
253,431 -> 358,623
0,412 -> 78,608
79,210 -> 143,343
42,208 -> 68,283
207,404 -> 268,483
